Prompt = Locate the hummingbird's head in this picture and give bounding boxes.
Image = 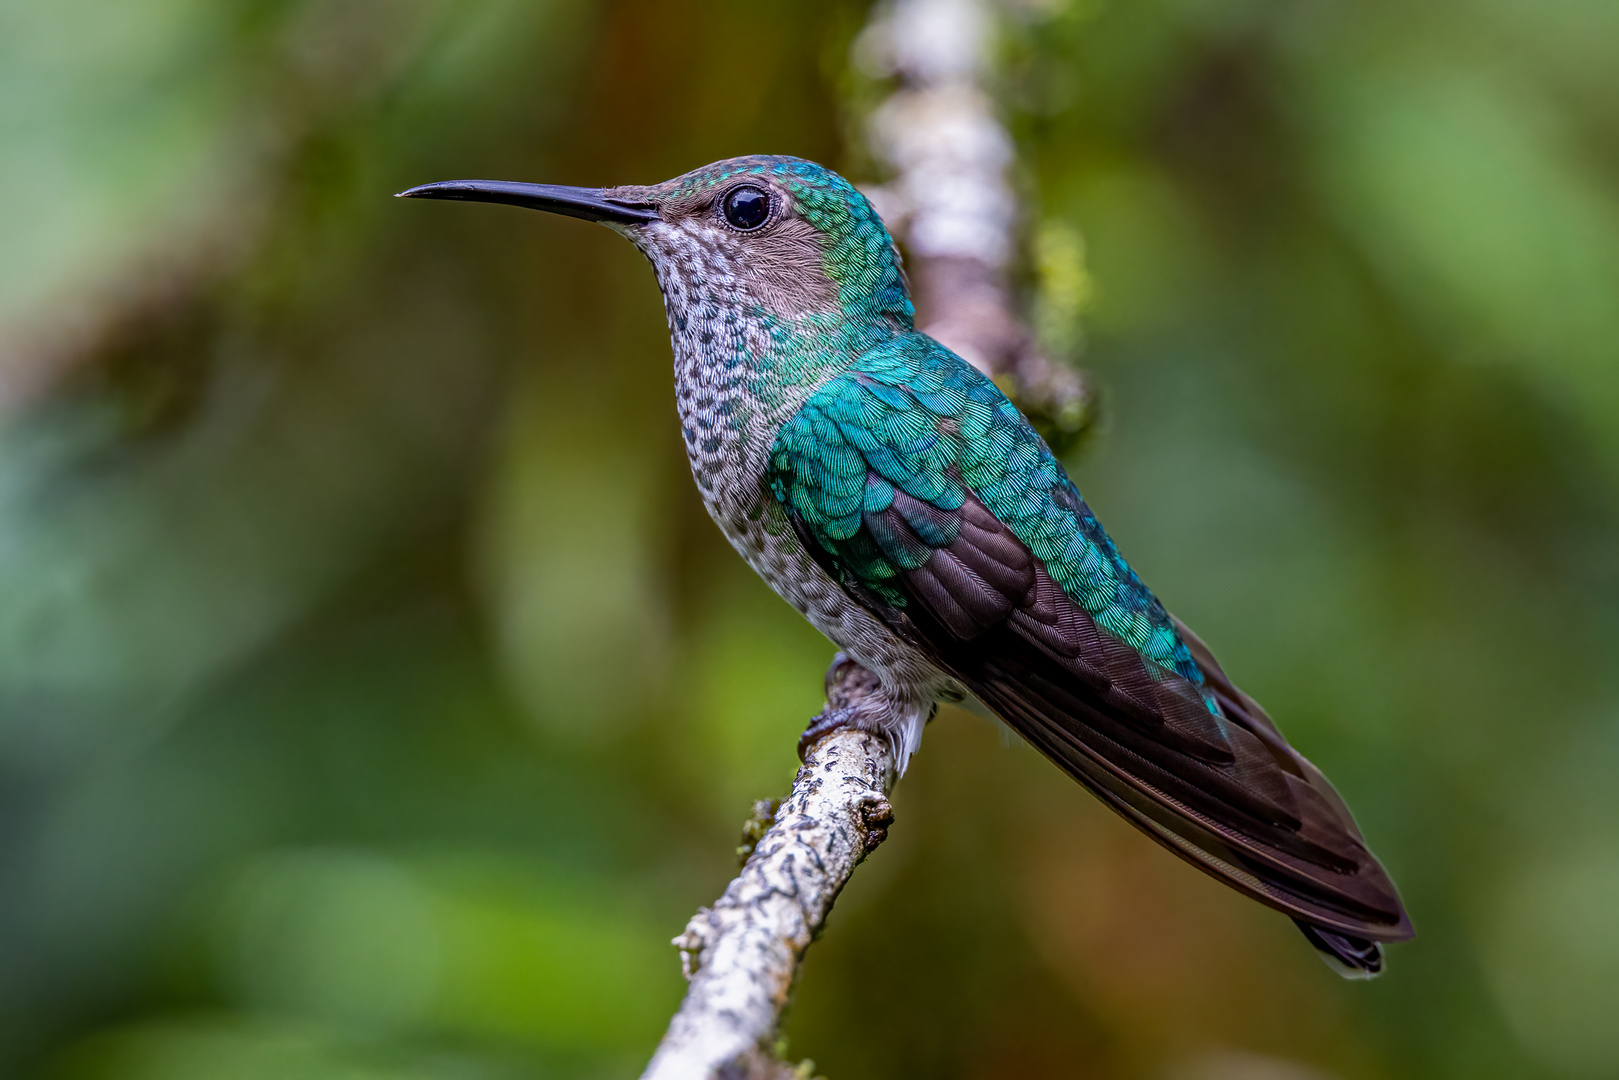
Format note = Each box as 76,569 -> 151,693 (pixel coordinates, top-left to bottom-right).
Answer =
399,156 -> 913,332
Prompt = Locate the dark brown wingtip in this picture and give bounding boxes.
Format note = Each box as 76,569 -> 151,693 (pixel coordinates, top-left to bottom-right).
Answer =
1296,920 -> 1390,979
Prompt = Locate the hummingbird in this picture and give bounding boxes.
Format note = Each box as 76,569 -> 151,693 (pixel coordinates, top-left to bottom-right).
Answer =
400,156 -> 1412,976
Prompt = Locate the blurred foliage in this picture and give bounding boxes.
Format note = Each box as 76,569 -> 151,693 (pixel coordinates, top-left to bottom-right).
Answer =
1,0 -> 1617,1078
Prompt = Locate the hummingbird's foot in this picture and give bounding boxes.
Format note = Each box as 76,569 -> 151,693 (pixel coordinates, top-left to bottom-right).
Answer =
798,652 -> 886,761
797,707 -> 858,761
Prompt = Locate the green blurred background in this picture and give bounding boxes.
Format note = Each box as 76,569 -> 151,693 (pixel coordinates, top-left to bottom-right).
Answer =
3,0 -> 1618,1077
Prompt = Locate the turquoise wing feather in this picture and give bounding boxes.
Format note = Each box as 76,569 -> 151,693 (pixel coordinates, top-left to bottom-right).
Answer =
766,334 -> 1412,948
768,335 -> 1203,687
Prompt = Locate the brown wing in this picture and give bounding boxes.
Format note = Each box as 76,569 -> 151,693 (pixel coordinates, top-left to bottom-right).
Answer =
803,486 -> 1413,962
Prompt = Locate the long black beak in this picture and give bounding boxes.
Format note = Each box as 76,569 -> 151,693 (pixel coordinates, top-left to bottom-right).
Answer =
395,180 -> 659,226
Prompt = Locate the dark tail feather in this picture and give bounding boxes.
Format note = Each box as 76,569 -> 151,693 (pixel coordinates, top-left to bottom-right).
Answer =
1295,919 -> 1384,979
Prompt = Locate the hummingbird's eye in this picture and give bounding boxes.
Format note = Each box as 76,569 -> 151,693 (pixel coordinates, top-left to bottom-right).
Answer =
722,185 -> 770,230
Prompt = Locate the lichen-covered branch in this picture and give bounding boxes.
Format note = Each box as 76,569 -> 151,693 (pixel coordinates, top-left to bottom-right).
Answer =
641,658 -> 895,1080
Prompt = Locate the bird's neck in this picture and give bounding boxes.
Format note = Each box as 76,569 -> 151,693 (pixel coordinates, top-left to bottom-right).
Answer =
664,292 -> 896,506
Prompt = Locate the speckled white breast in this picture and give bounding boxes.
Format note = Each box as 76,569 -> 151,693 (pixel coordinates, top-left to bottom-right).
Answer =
634,219 -> 951,763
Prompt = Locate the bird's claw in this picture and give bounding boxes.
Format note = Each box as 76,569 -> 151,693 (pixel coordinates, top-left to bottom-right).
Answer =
798,706 -> 857,762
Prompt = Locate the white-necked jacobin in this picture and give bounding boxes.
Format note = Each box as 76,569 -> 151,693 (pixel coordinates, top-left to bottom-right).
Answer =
400,156 -> 1413,976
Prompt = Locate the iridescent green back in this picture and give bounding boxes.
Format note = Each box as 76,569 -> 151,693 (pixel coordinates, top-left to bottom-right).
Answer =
767,334 -> 1205,689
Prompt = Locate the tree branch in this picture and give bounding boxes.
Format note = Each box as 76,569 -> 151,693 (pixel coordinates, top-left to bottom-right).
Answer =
641,658 -> 895,1080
